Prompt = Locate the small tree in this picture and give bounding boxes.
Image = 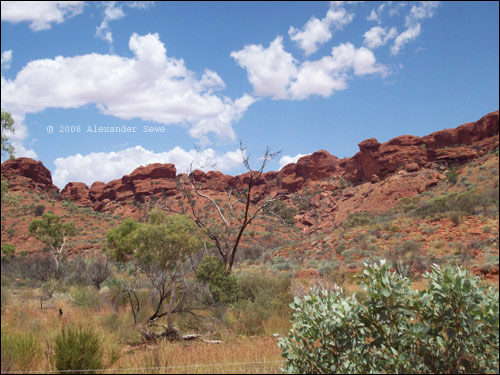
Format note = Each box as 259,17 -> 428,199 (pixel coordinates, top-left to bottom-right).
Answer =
134,210 -> 204,332
195,255 -> 240,303
29,213 -> 76,271
1,110 -> 15,159
105,210 -> 205,335
164,145 -> 285,273
87,258 -> 112,290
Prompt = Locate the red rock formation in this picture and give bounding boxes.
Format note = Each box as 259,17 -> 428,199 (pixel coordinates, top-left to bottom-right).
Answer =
1,157 -> 58,194
342,110 -> 499,183
60,182 -> 92,207
1,110 -> 498,211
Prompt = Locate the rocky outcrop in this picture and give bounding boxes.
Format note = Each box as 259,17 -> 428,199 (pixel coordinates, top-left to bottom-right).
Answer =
60,182 -> 92,207
278,150 -> 341,193
1,157 -> 58,194
2,110 -> 498,210
342,110 -> 499,183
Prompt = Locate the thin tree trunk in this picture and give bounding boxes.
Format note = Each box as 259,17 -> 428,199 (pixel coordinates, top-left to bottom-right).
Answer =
167,276 -> 177,331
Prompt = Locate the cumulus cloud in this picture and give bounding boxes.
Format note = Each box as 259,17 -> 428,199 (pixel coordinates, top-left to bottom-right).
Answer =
363,26 -> 397,49
1,1 -> 85,31
1,50 -> 12,70
288,1 -> 355,56
279,153 -> 308,169
391,1 -> 439,55
231,36 -> 297,100
232,38 -> 387,100
52,145 -> 245,188
96,1 -> 154,46
1,33 -> 255,146
290,43 -> 387,100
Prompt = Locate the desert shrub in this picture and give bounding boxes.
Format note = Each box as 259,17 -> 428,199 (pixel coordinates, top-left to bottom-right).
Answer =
33,204 -> 46,216
343,211 -> 371,228
70,286 -> 102,309
449,211 -> 461,226
264,200 -> 297,224
231,272 -> 291,335
195,255 -> 240,303
65,256 -> 88,285
1,330 -> 41,372
446,169 -> 459,184
230,299 -> 270,335
238,271 -> 292,314
318,261 -> 336,276
87,258 -> 112,290
387,240 -> 426,277
54,326 -> 103,374
279,261 -> 499,374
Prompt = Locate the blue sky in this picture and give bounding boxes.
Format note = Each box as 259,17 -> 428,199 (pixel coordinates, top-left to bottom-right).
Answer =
1,1 -> 498,188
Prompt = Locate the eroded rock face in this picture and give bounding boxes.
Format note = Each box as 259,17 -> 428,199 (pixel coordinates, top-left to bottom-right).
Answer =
1,157 -> 58,194
61,182 -> 92,207
277,150 -> 341,193
342,111 -> 499,183
1,110 -> 498,212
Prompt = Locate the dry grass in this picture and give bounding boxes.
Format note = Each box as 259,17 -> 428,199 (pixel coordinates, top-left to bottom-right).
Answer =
1,288 -> 283,374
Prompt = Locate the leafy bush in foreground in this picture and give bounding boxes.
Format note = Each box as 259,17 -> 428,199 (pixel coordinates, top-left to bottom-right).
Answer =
279,261 -> 499,374
54,326 -> 103,374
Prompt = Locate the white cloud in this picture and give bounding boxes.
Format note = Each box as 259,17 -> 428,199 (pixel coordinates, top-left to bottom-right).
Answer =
233,40 -> 387,101
391,1 -> 439,55
363,26 -> 397,49
391,23 -> 421,55
290,43 -> 387,100
288,1 -> 355,56
96,1 -> 154,46
279,153 -> 308,169
231,36 -> 298,100
232,2 -> 388,101
1,33 -> 254,146
1,1 -> 85,31
366,9 -> 380,23
1,50 -> 12,70
53,145 -> 245,188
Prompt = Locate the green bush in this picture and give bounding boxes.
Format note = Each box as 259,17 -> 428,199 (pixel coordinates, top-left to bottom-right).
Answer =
343,211 -> 371,228
1,330 -> 41,372
279,261 -> 499,374
446,169 -> 459,184
54,326 -> 103,374
70,286 -> 102,309
195,256 -> 240,303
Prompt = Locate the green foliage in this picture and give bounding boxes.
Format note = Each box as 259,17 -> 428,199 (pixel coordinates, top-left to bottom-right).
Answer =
134,211 -> 205,270
1,110 -> 15,159
54,326 -> 103,374
415,189 -> 494,218
1,243 -> 15,257
264,200 -> 297,224
279,261 -> 499,374
195,255 -> 240,303
1,330 -> 41,372
70,286 -> 102,309
28,213 -> 76,255
1,177 -> 8,204
343,211 -> 371,228
446,169 -> 459,184
238,271 -> 292,314
103,218 -> 140,262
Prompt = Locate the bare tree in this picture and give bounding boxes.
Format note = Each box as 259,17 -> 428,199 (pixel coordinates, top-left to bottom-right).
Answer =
87,257 -> 112,290
164,144 -> 284,273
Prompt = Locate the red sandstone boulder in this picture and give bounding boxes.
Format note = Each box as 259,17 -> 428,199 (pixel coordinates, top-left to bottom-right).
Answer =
1,157 -> 58,194
61,182 -> 92,207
